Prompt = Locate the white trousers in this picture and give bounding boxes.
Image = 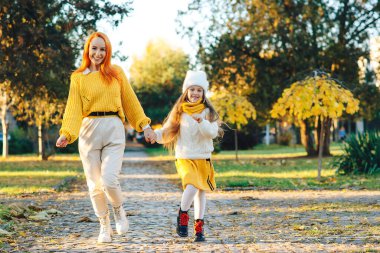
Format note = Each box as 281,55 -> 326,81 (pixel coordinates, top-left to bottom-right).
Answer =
79,117 -> 125,217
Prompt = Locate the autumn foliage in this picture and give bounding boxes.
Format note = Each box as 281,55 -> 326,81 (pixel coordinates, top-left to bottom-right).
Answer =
210,89 -> 256,129
271,75 -> 359,121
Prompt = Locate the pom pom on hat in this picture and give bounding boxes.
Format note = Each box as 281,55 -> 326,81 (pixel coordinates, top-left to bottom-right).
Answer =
182,70 -> 209,93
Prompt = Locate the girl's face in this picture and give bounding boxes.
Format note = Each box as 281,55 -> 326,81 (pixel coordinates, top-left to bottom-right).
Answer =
187,85 -> 204,103
89,37 -> 106,69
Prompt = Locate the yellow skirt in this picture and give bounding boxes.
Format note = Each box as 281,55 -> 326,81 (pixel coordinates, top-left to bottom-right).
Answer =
175,159 -> 216,191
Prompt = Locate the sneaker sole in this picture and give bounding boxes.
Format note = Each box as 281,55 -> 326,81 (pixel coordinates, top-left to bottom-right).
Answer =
176,231 -> 188,237
97,238 -> 112,243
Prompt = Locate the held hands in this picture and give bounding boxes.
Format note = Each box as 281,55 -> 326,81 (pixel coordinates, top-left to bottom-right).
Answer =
192,114 -> 203,123
144,128 -> 157,144
56,135 -> 68,148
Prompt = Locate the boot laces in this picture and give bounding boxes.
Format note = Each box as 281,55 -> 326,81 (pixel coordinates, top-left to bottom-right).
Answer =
99,216 -> 110,234
194,220 -> 204,234
179,212 -> 189,226
114,206 -> 122,220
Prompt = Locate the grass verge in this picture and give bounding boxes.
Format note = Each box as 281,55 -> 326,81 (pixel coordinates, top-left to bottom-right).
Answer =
213,158 -> 379,190
0,156 -> 83,195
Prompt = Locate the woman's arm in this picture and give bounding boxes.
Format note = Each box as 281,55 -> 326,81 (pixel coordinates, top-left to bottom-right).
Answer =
117,66 -> 151,132
59,74 -> 83,144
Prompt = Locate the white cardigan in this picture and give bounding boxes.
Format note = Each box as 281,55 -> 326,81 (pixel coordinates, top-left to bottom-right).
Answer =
155,109 -> 219,159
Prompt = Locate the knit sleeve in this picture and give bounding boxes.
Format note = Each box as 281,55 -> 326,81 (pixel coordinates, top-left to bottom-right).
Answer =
59,73 -> 83,144
198,120 -> 218,139
154,114 -> 175,144
198,108 -> 218,139
117,66 -> 151,132
154,128 -> 164,144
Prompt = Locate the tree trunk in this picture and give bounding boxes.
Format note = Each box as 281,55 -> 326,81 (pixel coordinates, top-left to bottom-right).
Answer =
265,123 -> 270,145
317,117 -> 326,181
1,91 -> 9,158
322,118 -> 332,156
299,120 -> 318,156
275,121 -> 281,144
316,117 -> 332,156
38,124 -> 47,160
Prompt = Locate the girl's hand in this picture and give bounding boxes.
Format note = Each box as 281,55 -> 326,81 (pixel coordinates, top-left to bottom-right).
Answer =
192,114 -> 203,123
56,135 -> 68,148
144,128 -> 157,144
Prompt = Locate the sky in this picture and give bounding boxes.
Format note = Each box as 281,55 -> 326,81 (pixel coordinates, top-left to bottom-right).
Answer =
98,0 -> 193,74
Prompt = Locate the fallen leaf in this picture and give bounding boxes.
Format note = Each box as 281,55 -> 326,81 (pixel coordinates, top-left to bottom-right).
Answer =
77,216 -> 95,223
240,196 -> 259,201
46,209 -> 63,215
310,218 -> 329,223
0,228 -> 12,236
27,205 -> 44,212
28,211 -> 50,221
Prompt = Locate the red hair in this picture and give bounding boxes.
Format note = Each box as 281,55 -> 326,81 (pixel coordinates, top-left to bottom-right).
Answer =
74,32 -> 120,84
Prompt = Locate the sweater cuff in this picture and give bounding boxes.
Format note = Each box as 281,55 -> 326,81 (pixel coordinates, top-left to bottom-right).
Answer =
59,129 -> 72,143
136,118 -> 151,132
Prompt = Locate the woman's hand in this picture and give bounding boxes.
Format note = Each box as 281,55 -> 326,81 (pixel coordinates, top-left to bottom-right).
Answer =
56,135 -> 68,148
144,128 -> 157,144
192,114 -> 203,123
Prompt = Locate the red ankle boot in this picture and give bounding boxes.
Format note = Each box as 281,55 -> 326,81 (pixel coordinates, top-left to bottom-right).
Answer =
176,208 -> 189,237
194,219 -> 205,242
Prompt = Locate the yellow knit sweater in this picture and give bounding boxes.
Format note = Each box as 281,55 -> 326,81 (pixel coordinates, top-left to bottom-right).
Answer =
59,65 -> 150,144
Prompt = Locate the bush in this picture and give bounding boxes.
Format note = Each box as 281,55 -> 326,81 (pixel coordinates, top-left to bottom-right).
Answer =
333,131 -> 380,175
2,128 -> 34,154
220,129 -> 258,150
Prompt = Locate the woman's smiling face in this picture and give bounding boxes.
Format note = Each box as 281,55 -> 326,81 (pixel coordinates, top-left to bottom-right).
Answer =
89,37 -> 106,69
187,85 -> 204,103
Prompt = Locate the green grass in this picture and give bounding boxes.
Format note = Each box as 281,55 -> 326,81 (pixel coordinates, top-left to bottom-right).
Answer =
0,205 -> 11,220
0,143 -> 377,194
145,144 -> 378,190
145,147 -> 171,157
145,143 -> 344,158
213,157 -> 380,190
0,158 -> 83,194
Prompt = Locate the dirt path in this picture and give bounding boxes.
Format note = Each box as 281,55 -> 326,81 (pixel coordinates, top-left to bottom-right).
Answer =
1,153 -> 379,252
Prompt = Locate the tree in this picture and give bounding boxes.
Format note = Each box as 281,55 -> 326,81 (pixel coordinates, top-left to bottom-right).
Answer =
177,0 -> 380,137
210,88 -> 256,160
12,86 -> 65,160
130,39 -> 189,124
271,72 -> 359,180
1,0 -> 131,96
0,0 -> 131,159
0,81 -> 11,158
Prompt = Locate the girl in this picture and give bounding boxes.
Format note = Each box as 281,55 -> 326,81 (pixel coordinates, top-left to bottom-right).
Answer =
154,70 -> 223,242
56,32 -> 155,243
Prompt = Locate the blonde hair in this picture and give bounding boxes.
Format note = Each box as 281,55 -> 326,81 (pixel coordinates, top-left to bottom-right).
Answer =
162,89 -> 224,150
74,32 -> 120,84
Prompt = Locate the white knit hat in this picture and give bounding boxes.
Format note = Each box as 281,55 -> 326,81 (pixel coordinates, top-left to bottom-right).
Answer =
182,70 -> 209,93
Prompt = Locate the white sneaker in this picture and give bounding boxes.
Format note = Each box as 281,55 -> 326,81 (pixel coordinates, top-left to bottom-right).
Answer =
97,213 -> 113,243
113,205 -> 129,235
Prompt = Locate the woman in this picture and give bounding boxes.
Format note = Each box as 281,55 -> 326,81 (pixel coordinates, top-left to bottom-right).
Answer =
56,32 -> 155,243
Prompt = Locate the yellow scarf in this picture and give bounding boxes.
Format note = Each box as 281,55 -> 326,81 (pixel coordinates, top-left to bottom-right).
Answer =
182,100 -> 206,115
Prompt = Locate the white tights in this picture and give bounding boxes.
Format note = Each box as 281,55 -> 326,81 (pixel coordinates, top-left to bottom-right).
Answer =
180,184 -> 206,219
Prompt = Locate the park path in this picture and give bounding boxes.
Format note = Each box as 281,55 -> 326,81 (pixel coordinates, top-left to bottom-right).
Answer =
2,149 -> 380,252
